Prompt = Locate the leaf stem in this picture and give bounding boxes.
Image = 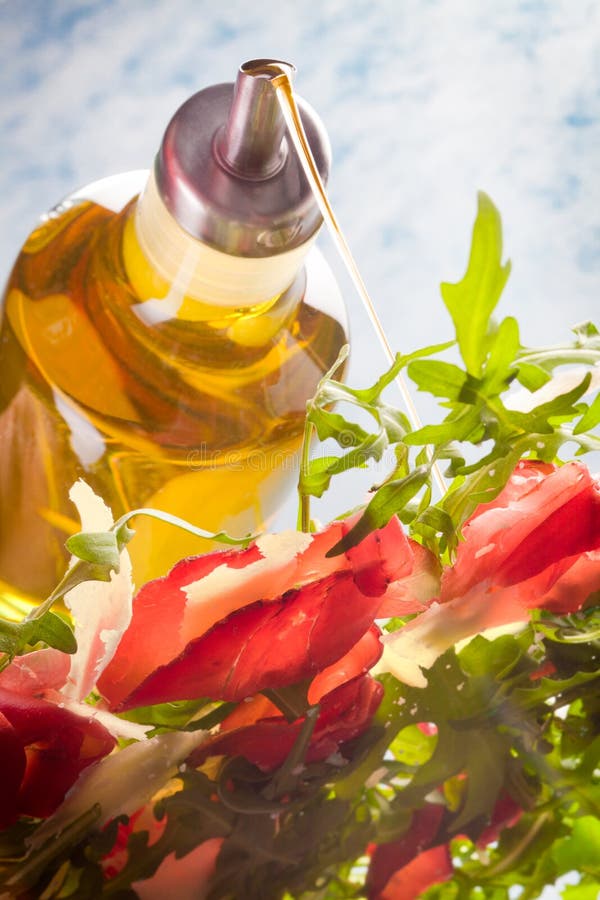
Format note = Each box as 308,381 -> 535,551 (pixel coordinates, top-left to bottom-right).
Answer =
298,416 -> 315,533
263,683 -> 311,722
484,811 -> 552,878
517,347 -> 600,368
111,508 -> 258,547
296,345 -> 349,533
263,705 -> 320,801
23,563 -> 87,623
4,804 -> 101,893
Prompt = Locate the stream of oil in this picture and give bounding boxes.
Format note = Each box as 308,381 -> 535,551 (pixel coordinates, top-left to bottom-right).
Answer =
266,65 -> 447,497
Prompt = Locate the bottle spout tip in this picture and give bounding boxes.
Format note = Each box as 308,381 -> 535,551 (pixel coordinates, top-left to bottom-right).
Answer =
239,59 -> 296,83
216,60 -> 296,181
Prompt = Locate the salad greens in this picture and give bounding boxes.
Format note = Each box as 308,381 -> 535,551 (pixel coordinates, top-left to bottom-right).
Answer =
0,193 -> 598,900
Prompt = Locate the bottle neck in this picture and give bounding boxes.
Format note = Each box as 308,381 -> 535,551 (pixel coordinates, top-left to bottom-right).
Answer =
124,170 -> 316,325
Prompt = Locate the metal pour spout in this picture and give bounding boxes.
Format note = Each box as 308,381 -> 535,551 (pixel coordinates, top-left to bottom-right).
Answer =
153,59 -> 330,256
216,60 -> 296,181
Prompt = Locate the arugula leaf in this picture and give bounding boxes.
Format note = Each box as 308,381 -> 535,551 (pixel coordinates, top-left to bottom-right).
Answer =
574,390 -> 600,434
65,531 -> 121,570
516,361 -> 552,391
552,817 -> 600,875
484,314 -> 520,392
0,610 -> 76,667
118,698 -> 236,735
343,341 -> 454,405
327,467 -> 429,554
310,408 -> 370,446
440,192 -> 511,377
407,359 -> 468,402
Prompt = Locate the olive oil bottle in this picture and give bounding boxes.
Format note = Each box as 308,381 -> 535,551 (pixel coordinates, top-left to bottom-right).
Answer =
0,60 -> 347,605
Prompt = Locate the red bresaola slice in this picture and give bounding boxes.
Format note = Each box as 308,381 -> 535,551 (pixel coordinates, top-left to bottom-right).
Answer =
376,540 -> 441,618
442,460 -> 600,601
188,674 -> 384,772
113,571 -> 386,710
218,625 -> 383,734
0,688 -> 116,822
98,544 -> 264,709
374,844 -> 453,900
339,512 -> 413,595
367,804 -> 450,900
99,513 -> 431,710
308,625 -> 383,703
0,711 -> 26,828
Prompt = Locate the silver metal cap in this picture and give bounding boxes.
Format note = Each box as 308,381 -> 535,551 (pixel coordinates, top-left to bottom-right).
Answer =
154,59 -> 331,257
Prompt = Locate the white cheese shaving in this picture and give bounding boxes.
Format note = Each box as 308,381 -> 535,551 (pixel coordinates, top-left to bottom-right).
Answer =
63,481 -> 134,700
25,731 -> 208,854
180,529 -> 313,643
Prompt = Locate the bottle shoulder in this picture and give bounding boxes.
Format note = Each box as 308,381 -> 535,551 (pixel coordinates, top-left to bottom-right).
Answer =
3,177 -> 348,363
2,172 -> 147,296
67,171 -> 148,211
0,177 -> 348,454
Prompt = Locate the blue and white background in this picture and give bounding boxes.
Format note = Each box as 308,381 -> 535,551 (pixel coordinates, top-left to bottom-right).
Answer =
0,2 -> 599,895
2,0 -> 599,354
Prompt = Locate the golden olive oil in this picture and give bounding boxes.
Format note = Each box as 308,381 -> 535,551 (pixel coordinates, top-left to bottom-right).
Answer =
0,191 -> 346,602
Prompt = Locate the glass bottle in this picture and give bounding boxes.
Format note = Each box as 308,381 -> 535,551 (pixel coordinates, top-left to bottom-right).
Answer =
0,60 -> 348,605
